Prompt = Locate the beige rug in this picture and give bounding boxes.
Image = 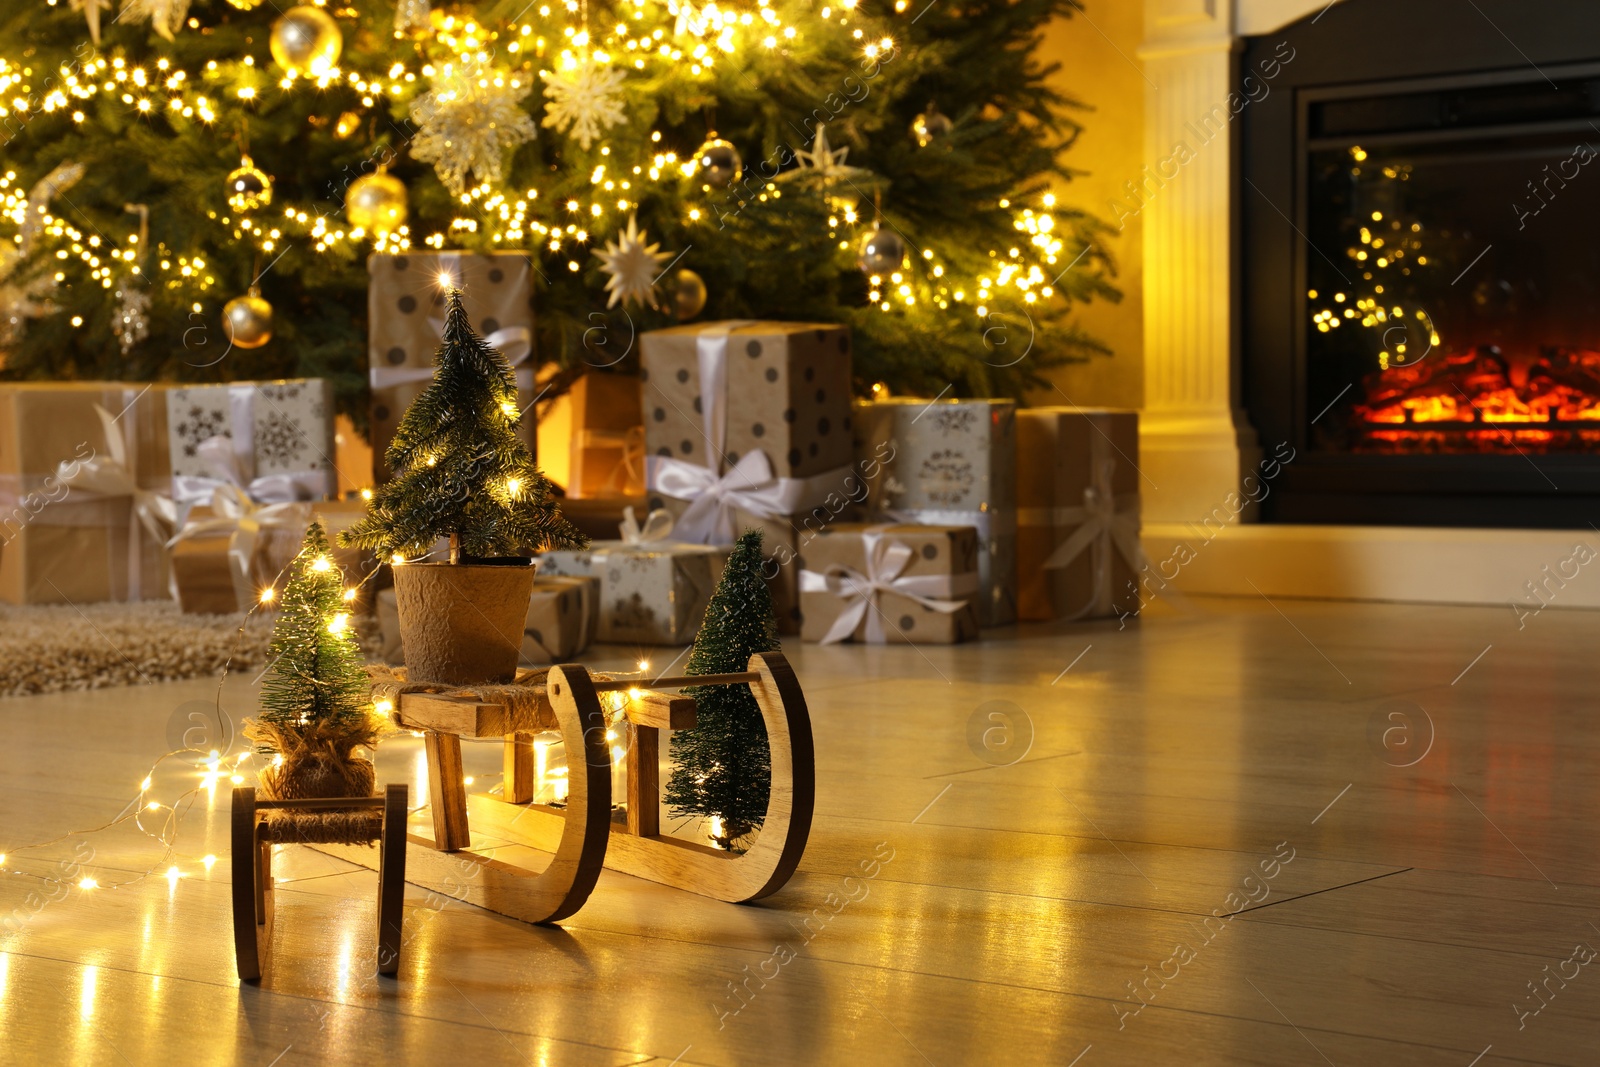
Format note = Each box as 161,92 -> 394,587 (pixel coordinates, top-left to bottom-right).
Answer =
0,601 -> 274,698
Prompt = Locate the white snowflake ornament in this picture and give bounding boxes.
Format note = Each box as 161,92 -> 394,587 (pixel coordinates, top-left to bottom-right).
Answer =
594,215 -> 673,309
409,58 -> 538,196
540,63 -> 627,151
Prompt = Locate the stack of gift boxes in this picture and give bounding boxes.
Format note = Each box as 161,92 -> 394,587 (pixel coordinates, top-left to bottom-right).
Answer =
0,378 -> 345,612
0,247 -> 1148,652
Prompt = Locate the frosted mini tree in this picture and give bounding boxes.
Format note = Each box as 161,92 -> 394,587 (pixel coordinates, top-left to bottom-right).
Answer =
665,529 -> 777,850
249,522 -> 379,799
341,286 -> 586,561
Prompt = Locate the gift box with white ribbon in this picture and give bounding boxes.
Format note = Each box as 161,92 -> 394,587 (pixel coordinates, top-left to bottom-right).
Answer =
798,523 -> 982,645
0,383 -> 176,605
852,397 -> 1018,627
640,320 -> 857,632
536,507 -> 728,645
367,251 -> 539,479
165,380 -> 335,520
1016,408 -> 1143,621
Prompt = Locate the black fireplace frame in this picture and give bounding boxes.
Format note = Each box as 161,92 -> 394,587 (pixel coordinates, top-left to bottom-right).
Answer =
1240,0 -> 1600,527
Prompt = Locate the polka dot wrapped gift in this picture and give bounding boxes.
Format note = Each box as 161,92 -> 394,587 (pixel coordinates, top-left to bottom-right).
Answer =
639,321 -> 859,634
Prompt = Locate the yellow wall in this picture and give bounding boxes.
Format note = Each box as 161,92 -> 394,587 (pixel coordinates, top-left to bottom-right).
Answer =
1032,0 -> 1145,411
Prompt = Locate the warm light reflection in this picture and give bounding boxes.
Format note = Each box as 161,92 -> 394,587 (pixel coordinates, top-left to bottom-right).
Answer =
79,965 -> 97,1020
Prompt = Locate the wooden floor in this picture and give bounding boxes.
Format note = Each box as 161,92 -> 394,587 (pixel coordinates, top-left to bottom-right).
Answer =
2,595 -> 1597,1065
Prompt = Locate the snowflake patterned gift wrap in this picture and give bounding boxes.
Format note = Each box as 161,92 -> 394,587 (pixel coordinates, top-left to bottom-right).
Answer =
852,398 -> 1018,627
640,321 -> 857,633
0,383 -> 176,605
165,379 -> 335,515
367,251 -> 539,480
536,541 -> 729,646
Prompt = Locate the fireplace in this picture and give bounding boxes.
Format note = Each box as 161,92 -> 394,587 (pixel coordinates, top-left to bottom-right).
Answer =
1240,0 -> 1600,527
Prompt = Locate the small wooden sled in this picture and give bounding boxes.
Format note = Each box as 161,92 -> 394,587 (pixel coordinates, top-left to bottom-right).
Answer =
314,652 -> 814,925
232,783 -> 408,982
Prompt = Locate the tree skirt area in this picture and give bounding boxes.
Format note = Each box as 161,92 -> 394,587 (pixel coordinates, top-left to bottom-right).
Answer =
0,601 -> 273,697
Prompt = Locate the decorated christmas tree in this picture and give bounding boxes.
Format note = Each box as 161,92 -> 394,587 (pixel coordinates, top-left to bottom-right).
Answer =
665,529 -> 777,849
340,287 -> 585,560
0,0 -> 1117,417
249,521 -> 380,799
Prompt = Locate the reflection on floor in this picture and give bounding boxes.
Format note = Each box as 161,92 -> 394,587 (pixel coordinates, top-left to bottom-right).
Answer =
1,595 -> 1597,1066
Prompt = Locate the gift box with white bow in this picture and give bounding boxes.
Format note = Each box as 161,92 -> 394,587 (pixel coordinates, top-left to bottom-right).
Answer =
1016,408 -> 1143,621
798,523 -> 982,645
640,320 -> 857,632
535,507 -> 729,645
165,380 -> 335,516
166,492 -> 312,615
0,383 -> 176,605
368,251 -> 539,479
852,398 -> 1018,627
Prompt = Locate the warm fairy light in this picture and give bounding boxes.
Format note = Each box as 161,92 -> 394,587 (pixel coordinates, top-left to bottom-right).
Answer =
360,488 -> 374,501
259,587 -> 275,603
165,866 -> 181,886
140,777 -> 152,791
327,612 -> 351,635
230,774 -> 244,784
628,687 -> 643,699
375,699 -> 394,715
505,476 -> 522,496
437,270 -> 454,287
311,556 -> 332,572
342,588 -> 357,601
272,754 -> 285,767
391,552 -> 406,564
146,801 -> 160,811
637,659 -> 650,672
78,877 -> 98,890
463,776 -> 475,786
500,401 -> 519,418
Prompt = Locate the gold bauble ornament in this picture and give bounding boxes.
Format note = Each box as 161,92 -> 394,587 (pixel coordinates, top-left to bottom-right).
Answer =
226,0 -> 265,9
270,6 -> 343,76
225,155 -> 272,213
346,171 -> 408,233
670,268 -> 708,321
911,103 -> 954,147
223,288 -> 274,349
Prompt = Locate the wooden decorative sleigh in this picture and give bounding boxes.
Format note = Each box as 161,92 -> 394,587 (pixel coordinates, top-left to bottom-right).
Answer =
311,652 -> 815,925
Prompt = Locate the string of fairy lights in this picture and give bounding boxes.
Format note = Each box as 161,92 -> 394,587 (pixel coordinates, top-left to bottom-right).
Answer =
0,537 -> 651,899
2,0 -> 1075,336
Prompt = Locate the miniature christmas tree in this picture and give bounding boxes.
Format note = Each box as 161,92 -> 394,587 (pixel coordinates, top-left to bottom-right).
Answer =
665,529 -> 777,850
248,522 -> 380,800
341,287 -> 586,561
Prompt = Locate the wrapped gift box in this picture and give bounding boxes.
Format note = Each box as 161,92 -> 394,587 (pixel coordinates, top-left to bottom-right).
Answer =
852,398 -> 1018,626
376,572 -> 600,664
166,380 -> 335,511
537,540 -> 728,646
1016,408 -> 1142,620
368,251 -> 539,480
558,495 -> 648,542
799,523 -> 981,645
168,499 -> 311,614
0,383 -> 174,605
640,320 -> 857,632
521,573 -> 600,662
567,372 -> 645,498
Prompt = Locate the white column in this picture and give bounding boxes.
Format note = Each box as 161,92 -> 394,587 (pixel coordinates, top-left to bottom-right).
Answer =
1137,0 -> 1259,523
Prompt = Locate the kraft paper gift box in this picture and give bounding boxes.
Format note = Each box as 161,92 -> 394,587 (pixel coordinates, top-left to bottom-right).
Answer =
167,498 -> 311,614
166,379 -> 336,515
0,383 -> 175,605
1016,409 -> 1143,621
376,574 -> 599,664
520,573 -> 601,662
798,523 -> 981,645
640,320 -> 856,632
368,251 -> 539,480
852,398 -> 1018,626
567,372 -> 645,498
537,527 -> 728,646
